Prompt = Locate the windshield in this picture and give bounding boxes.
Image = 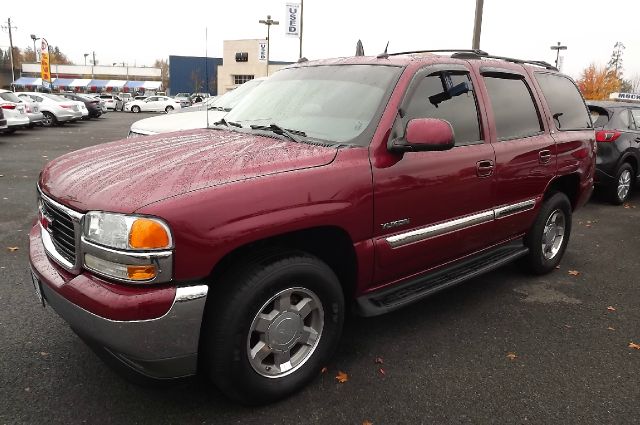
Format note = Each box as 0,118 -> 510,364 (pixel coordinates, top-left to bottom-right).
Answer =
211,78 -> 264,111
225,65 -> 401,144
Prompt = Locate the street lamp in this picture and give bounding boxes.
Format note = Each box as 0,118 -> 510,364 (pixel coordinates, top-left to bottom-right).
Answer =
550,41 -> 567,69
258,14 -> 279,76
84,53 -> 89,66
30,34 -> 38,61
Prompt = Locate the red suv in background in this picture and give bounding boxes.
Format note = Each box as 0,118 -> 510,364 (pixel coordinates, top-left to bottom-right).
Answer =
29,50 -> 595,404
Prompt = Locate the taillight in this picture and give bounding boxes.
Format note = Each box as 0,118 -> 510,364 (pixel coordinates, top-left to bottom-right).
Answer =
595,130 -> 621,142
1,104 -> 16,110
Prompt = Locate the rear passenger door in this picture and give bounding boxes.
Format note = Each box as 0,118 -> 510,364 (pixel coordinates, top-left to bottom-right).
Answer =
478,68 -> 555,241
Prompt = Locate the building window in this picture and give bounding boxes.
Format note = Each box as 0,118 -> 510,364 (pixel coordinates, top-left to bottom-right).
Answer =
235,52 -> 249,62
233,75 -> 255,85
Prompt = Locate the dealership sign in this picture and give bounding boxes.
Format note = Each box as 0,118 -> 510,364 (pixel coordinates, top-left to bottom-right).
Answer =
258,40 -> 268,62
610,92 -> 640,102
285,3 -> 301,37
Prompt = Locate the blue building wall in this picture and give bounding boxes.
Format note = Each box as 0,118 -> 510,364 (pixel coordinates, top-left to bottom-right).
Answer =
169,55 -> 223,95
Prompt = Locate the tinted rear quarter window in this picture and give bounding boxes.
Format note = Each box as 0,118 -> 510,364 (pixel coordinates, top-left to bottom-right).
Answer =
535,73 -> 591,130
588,106 -> 610,128
483,75 -> 543,141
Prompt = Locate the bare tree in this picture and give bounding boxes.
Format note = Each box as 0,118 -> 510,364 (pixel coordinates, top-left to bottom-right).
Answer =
190,69 -> 203,93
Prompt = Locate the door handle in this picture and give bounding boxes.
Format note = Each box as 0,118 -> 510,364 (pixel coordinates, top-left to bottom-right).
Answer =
538,150 -> 552,164
476,160 -> 494,177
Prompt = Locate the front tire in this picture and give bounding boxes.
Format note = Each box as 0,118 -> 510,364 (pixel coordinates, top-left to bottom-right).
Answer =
42,111 -> 56,127
520,192 -> 572,275
610,163 -> 633,205
202,251 -> 345,405
131,105 -> 140,113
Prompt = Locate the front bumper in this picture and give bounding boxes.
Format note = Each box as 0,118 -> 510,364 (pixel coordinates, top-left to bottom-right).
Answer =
27,112 -> 44,124
29,225 -> 209,379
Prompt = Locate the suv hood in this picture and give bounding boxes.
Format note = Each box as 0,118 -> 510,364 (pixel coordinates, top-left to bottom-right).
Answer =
40,129 -> 338,213
130,110 -> 226,135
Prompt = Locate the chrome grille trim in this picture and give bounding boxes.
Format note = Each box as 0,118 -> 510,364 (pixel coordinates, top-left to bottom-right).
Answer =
38,187 -> 84,273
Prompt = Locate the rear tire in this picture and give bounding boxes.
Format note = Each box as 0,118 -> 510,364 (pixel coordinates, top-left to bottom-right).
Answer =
610,163 -> 633,205
165,106 -> 174,113
520,192 -> 572,275
202,251 -> 344,405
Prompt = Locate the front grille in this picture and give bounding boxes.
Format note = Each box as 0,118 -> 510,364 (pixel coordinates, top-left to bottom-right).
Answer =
41,198 -> 77,264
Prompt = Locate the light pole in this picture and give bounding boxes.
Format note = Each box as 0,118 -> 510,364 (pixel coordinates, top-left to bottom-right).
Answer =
471,0 -> 484,50
550,42 -> 567,69
84,53 -> 89,66
30,34 -> 38,61
1,18 -> 17,85
259,14 -> 279,76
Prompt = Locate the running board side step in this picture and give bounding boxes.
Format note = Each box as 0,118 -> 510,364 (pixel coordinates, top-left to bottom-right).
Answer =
355,243 -> 529,317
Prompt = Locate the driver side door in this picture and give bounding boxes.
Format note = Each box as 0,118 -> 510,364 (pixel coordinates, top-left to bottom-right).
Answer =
144,96 -> 159,111
372,65 -> 497,284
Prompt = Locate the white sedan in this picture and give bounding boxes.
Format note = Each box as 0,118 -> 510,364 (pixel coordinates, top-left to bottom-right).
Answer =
124,96 -> 181,113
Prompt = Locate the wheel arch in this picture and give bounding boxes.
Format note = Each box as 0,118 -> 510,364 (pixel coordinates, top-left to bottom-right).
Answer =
544,173 -> 581,209
207,225 -> 359,301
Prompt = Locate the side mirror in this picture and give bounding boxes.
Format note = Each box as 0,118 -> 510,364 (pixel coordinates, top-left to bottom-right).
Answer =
389,118 -> 455,152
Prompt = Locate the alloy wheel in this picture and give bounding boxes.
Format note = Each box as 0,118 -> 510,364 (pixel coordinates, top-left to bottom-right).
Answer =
247,287 -> 324,378
617,169 -> 632,202
541,209 -> 565,260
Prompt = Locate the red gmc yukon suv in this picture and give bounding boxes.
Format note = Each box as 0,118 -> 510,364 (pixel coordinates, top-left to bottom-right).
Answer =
29,50 -> 595,404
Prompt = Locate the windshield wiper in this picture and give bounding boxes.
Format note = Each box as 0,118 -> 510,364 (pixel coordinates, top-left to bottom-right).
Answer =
214,118 -> 242,128
249,123 -> 306,143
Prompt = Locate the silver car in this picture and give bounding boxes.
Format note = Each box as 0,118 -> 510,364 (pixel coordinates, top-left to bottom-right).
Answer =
17,92 -> 82,126
0,89 -> 43,127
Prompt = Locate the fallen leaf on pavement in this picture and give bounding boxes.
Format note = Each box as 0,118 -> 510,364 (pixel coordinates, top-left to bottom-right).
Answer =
363,421 -> 373,425
39,352 -> 49,357
24,387 -> 30,392
320,367 -> 328,374
607,327 -> 615,331
568,270 -> 580,276
7,247 -> 19,252
506,352 -> 518,360
555,266 -> 561,269
624,203 -> 631,209
607,306 -> 617,312
336,371 -> 348,383
564,324 -> 572,329
374,357 -> 384,364
378,368 -> 386,376
585,224 -> 592,228
629,342 -> 640,350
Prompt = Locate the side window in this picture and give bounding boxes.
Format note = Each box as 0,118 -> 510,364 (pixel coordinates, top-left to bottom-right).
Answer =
535,73 -> 592,130
630,109 -> 640,130
483,75 -> 543,141
404,71 -> 482,146
35,96 -> 43,102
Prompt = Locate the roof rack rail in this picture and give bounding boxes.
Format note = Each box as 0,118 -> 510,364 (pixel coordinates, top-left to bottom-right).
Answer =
450,51 -> 558,71
386,49 -> 490,57
382,49 -> 558,71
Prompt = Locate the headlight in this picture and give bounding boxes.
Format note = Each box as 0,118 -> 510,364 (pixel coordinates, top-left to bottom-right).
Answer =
83,212 -> 172,250
81,212 -> 173,283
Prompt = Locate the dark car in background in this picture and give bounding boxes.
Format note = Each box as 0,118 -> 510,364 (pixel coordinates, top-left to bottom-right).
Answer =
588,101 -> 640,204
58,93 -> 102,119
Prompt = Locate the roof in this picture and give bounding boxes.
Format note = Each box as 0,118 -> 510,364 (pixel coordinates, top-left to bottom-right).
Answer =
293,52 -> 560,74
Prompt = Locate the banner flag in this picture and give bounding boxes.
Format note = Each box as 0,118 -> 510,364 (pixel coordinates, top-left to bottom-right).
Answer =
285,3 -> 301,37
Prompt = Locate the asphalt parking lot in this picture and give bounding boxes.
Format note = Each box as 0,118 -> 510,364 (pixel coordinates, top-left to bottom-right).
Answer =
1,113 -> 639,425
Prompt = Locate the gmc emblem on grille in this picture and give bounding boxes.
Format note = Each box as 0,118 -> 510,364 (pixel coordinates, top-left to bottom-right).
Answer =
38,202 -> 54,234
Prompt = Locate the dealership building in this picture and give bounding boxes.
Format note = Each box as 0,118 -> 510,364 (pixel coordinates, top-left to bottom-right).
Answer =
169,39 -> 293,95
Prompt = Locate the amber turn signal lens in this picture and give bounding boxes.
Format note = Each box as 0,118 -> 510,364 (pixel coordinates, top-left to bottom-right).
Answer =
129,218 -> 170,249
127,265 -> 157,281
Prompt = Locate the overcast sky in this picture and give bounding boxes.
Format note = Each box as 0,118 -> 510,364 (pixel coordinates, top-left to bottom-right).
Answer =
2,0 -> 639,81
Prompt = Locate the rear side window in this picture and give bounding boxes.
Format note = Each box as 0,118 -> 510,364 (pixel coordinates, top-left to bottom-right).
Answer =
588,106 -> 610,128
404,72 -> 482,145
630,109 -> 640,130
535,73 -> 592,130
483,75 -> 543,141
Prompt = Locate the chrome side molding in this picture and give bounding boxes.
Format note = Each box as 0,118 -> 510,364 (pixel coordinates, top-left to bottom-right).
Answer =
386,198 -> 537,248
